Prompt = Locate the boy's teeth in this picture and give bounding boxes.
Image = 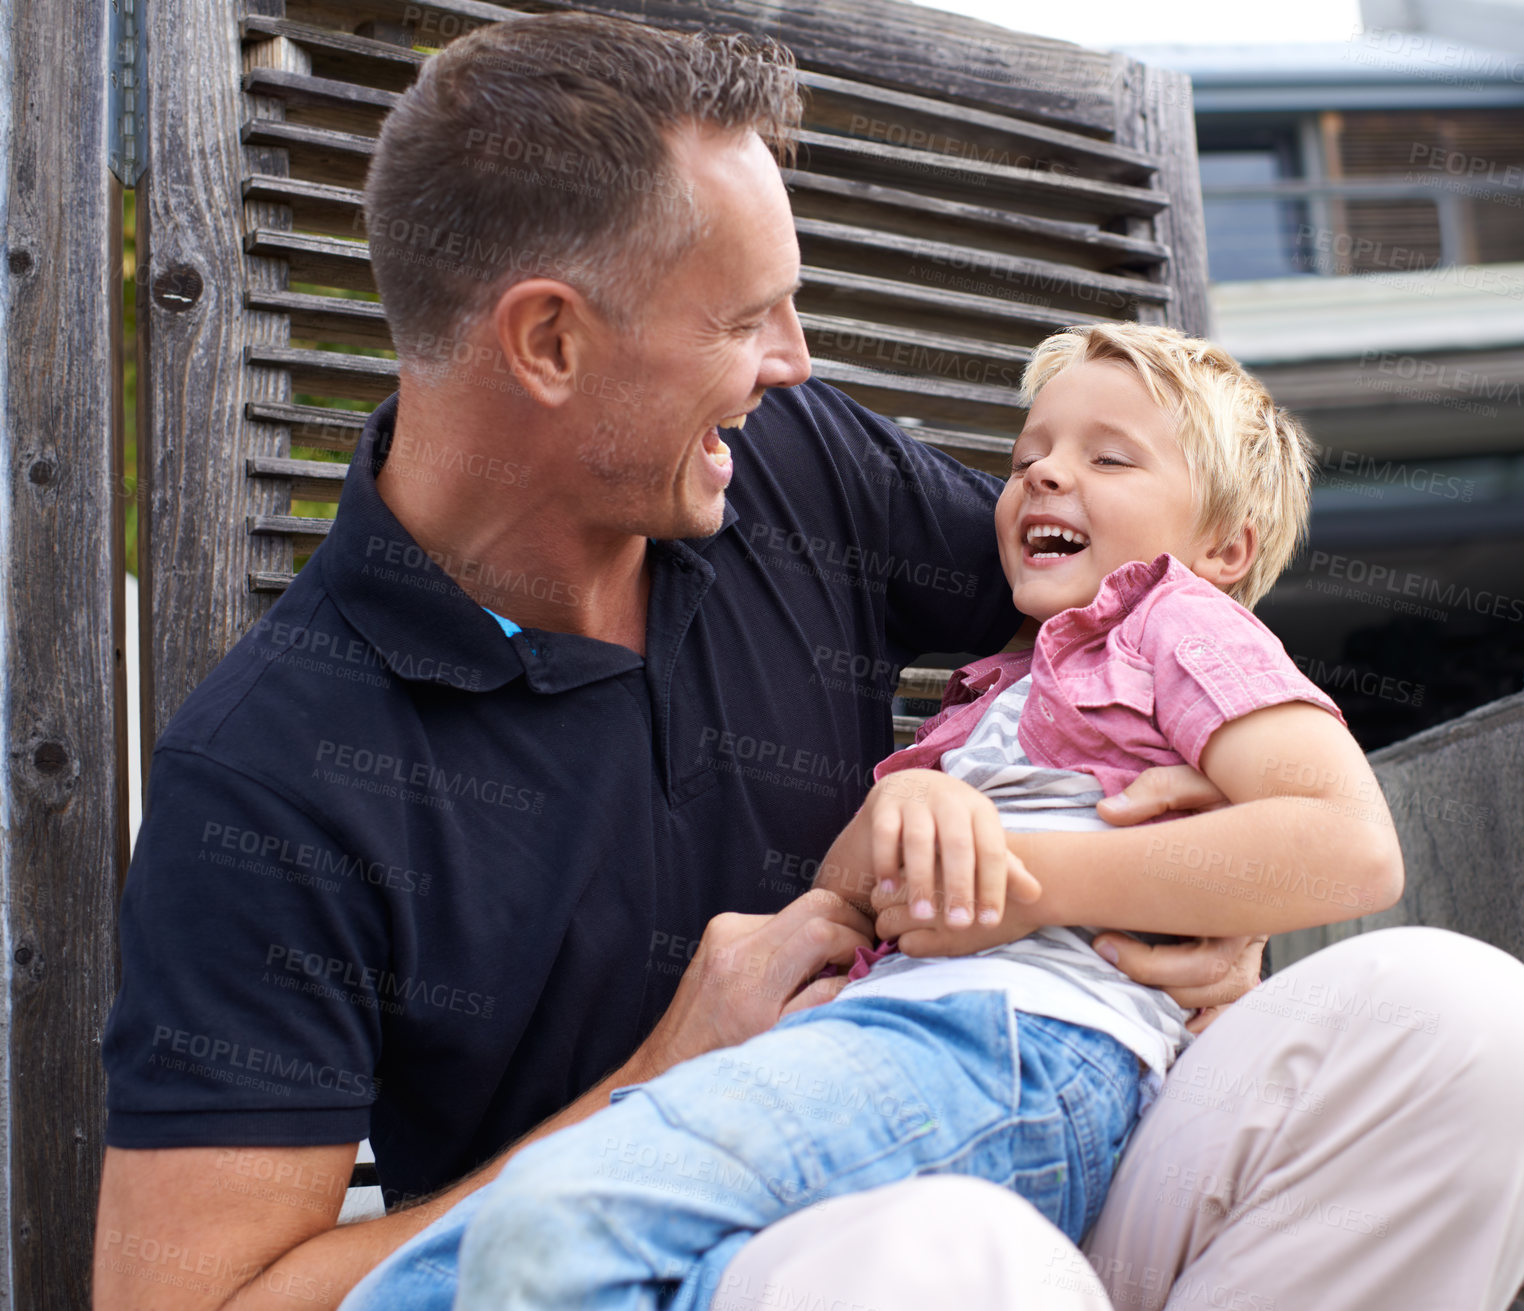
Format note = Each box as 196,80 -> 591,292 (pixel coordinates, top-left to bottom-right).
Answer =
718,414 -> 747,430
1024,523 -> 1090,548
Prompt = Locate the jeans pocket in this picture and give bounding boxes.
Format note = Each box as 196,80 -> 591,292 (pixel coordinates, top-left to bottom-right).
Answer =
1005,1159 -> 1071,1233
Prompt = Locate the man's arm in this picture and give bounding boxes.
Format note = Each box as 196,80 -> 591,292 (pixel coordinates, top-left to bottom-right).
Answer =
880,702 -> 1403,950
94,891 -> 872,1311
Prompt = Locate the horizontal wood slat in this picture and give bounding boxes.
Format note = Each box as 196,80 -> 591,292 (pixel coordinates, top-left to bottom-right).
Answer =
797,129 -> 1168,221
246,344 -> 399,403
563,0 -> 1126,133
244,64 -> 399,113
244,172 -> 368,239
247,453 -> 349,501
897,424 -> 1013,476
248,454 -> 349,482
242,13 -> 425,89
245,227 -> 373,291
795,215 -> 1170,310
896,666 -> 953,700
241,118 -> 375,189
799,263 -> 1105,340
247,288 -> 393,350
249,570 -> 301,594
783,172 -> 1169,274
246,400 -> 369,451
811,356 -> 1022,406
798,310 -> 1030,371
248,512 -> 336,556
795,68 -> 1155,184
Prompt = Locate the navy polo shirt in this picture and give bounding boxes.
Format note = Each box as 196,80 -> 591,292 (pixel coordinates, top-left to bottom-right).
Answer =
103,378 -> 1016,1205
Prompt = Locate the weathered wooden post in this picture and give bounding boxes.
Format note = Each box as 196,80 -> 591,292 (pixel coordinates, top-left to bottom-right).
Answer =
0,0 -> 129,1303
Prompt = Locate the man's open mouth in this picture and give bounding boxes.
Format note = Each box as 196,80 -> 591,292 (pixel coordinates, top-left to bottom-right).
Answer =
1024,523 -> 1090,560
702,429 -> 732,467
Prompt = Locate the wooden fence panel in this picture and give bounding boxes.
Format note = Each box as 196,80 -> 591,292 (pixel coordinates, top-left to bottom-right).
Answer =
138,0 -> 295,755
0,0 -> 127,1304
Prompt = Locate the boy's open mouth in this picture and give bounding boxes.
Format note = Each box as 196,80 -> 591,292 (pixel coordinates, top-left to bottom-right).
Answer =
1024,523 -> 1090,560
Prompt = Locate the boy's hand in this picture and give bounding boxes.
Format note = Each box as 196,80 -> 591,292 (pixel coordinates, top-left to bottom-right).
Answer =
865,769 -> 1040,931
874,887 -> 1042,958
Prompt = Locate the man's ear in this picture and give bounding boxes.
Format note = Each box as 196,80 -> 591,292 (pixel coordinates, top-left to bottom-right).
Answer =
1194,521 -> 1258,591
490,278 -> 592,407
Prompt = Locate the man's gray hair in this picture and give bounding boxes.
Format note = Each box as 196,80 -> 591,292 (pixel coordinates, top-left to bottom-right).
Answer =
363,12 -> 802,361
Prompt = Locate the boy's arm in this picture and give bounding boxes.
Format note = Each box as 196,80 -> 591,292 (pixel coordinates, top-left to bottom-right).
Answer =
882,702 -> 1403,951
811,802 -> 880,917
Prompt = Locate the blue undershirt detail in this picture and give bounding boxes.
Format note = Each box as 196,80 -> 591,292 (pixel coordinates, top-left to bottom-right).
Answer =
484,607 -> 521,640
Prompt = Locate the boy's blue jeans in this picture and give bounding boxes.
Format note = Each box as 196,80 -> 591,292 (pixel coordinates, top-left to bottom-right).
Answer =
340,991 -> 1140,1311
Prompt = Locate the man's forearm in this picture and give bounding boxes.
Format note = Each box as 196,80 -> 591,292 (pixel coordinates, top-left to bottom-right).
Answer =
1008,793 -> 1402,939
225,1059 -> 654,1310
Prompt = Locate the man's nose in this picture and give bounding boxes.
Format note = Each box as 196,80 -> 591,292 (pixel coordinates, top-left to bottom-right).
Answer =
758,298 -> 811,390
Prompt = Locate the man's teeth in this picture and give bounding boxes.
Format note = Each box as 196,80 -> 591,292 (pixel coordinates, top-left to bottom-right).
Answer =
1024,524 -> 1090,557
718,414 -> 748,431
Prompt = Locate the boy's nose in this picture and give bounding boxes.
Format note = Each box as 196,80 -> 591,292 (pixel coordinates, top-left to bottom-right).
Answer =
1023,457 -> 1068,492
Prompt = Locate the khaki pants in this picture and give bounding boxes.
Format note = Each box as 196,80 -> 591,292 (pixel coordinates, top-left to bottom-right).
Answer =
716,928 -> 1524,1311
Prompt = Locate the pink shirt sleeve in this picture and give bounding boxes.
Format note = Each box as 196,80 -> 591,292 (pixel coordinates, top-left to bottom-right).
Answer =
1142,588 -> 1346,769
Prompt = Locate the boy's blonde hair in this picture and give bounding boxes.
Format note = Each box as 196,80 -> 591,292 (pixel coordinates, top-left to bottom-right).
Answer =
1018,321 -> 1315,609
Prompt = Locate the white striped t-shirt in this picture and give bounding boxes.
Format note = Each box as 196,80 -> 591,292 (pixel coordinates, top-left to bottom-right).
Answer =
839,675 -> 1194,1097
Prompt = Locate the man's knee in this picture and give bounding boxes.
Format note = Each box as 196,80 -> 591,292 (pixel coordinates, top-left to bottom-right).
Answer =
1259,926 -> 1524,1080
721,1177 -> 1111,1310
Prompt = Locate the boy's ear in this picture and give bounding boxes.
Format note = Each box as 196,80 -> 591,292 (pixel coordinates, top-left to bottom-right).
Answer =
1194,522 -> 1258,591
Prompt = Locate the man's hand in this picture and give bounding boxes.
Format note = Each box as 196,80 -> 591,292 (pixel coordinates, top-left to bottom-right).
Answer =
1096,764 -> 1256,1031
860,769 -> 1039,930
1092,932 -> 1267,1033
632,889 -> 874,1077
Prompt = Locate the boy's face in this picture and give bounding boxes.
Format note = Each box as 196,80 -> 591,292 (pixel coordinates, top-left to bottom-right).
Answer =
995,359 -> 1222,623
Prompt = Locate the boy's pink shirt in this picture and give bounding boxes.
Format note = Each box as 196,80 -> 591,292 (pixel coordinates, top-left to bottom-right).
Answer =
847,554 -> 1343,983
875,552 -> 1344,797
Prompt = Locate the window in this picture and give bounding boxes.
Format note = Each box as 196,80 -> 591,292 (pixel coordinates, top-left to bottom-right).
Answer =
1198,126 -> 1310,280
1196,109 -> 1524,281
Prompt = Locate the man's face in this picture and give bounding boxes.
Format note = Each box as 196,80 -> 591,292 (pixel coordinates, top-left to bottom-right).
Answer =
994,360 -> 1220,623
571,126 -> 810,540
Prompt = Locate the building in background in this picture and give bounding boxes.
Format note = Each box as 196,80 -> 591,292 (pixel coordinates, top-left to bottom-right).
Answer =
1127,0 -> 1524,748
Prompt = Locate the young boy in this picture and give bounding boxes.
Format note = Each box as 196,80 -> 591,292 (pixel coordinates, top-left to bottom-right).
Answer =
343,323 -> 1403,1311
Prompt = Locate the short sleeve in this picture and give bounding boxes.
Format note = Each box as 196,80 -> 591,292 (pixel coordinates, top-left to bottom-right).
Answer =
1144,588 -> 1345,769
103,747 -> 390,1149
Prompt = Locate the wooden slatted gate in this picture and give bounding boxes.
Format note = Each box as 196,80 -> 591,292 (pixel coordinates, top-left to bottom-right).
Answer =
137,0 -> 1209,756
0,0 -> 1210,1301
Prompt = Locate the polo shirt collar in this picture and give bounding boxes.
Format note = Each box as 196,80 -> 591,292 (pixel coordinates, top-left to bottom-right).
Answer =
321,395 -> 731,695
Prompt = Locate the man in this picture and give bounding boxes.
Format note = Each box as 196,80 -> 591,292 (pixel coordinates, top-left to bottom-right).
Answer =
95,14 -> 1524,1311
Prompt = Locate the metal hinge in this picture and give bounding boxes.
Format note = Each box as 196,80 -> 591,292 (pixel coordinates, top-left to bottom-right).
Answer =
108,0 -> 146,187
